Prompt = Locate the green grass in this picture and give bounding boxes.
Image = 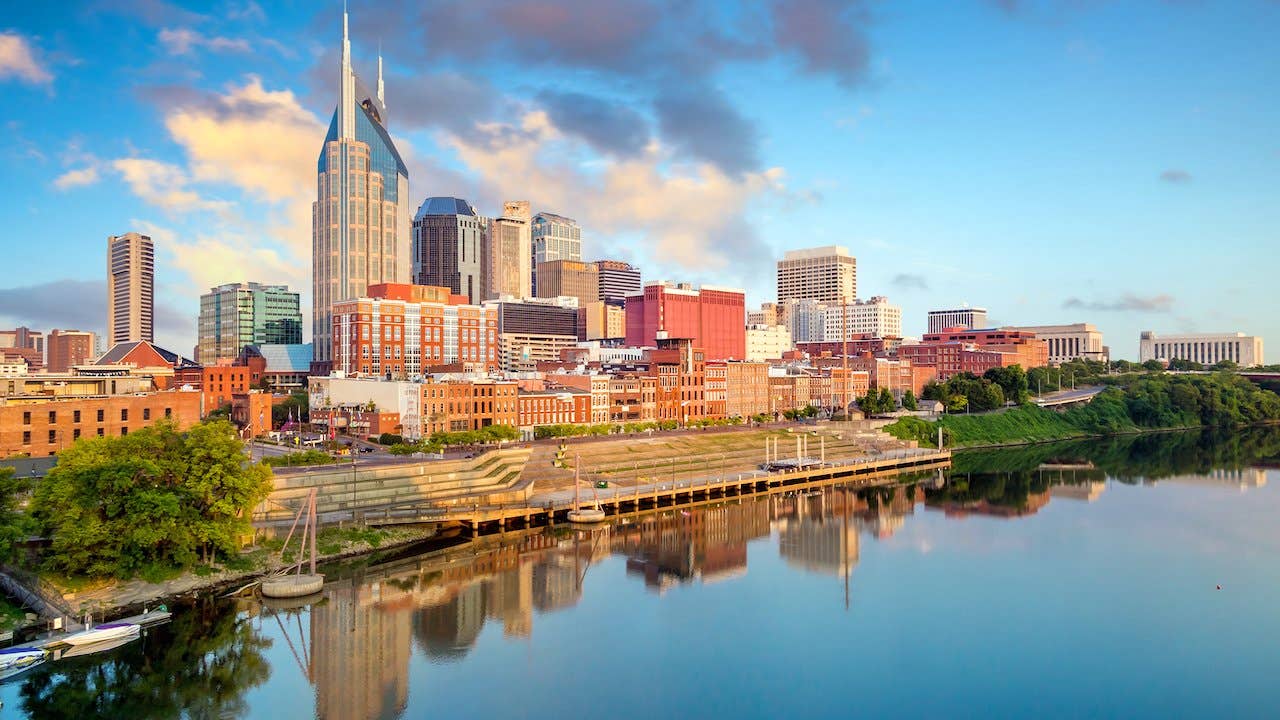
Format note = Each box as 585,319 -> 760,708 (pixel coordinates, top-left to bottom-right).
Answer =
887,404 -> 1108,448
262,449 -> 350,467
315,526 -> 391,556
0,594 -> 28,631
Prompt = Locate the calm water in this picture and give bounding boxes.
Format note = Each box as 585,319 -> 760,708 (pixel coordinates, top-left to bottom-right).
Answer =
4,428 -> 1280,719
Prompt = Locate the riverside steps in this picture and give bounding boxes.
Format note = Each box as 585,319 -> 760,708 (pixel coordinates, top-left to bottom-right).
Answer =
362,446 -> 951,532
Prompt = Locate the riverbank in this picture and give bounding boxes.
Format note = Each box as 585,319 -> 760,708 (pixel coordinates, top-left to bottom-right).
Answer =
6,525 -> 438,626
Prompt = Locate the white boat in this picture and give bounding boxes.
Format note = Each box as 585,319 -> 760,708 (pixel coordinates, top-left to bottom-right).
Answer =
58,632 -> 140,659
0,647 -> 47,676
59,622 -> 140,647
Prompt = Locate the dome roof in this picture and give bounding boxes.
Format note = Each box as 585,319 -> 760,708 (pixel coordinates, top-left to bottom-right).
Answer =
415,197 -> 477,219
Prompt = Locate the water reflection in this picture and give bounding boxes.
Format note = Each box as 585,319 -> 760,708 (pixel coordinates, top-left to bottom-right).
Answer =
5,426 -> 1279,719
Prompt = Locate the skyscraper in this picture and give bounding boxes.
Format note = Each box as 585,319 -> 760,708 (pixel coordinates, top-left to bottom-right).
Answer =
106,232 -> 154,346
776,246 -> 856,303
412,197 -> 487,304
595,260 -> 641,302
312,10 -> 410,372
197,282 -> 303,362
531,212 -> 581,294
487,201 -> 531,300
534,259 -> 598,306
47,329 -> 96,372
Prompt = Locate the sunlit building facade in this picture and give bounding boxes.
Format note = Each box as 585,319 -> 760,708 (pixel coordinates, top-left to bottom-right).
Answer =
488,201 -> 532,300
531,212 -> 582,295
412,196 -> 488,305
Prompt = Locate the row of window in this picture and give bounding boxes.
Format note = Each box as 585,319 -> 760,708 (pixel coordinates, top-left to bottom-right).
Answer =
21,425 -> 140,445
21,407 -> 171,424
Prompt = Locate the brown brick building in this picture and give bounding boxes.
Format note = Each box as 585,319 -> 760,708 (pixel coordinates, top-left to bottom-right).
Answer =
0,390 -> 202,458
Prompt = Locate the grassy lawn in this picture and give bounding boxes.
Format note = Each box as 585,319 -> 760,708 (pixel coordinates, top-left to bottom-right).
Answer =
0,594 -> 28,631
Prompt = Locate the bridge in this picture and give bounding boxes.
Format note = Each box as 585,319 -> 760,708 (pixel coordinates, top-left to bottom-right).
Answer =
1033,386 -> 1104,408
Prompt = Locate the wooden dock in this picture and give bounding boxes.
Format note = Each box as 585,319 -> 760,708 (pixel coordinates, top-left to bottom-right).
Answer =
358,447 -> 951,533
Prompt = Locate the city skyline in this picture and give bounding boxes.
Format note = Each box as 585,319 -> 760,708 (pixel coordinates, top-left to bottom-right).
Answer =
0,2 -> 1276,360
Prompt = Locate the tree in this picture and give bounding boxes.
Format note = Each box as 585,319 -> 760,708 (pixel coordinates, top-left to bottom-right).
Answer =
1142,359 -> 1165,372
984,365 -> 1029,405
272,392 -> 308,427
33,420 -> 273,577
902,389 -> 918,411
0,467 -> 34,564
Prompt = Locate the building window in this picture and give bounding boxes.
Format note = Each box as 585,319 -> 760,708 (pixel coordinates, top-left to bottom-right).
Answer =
97,428 -> 104,437
143,408 -> 151,420
121,427 -> 128,436
22,411 -> 30,425
48,430 -> 56,444
97,409 -> 105,422
22,431 -> 30,444
73,410 -> 81,423
73,429 -> 81,440
121,409 -> 129,421
165,408 -> 172,418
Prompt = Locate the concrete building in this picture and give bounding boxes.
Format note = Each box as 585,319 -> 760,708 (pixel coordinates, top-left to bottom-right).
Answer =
531,212 -> 582,295
776,246 -> 856,303
927,307 -> 988,334
624,281 -> 746,361
745,324 -> 792,362
488,201 -> 532,300
46,330 -> 96,373
331,283 -> 498,377
747,303 -> 782,327
498,300 -> 579,373
595,260 -> 641,302
781,299 -> 825,344
412,197 -> 488,304
535,260 -> 598,306
0,327 -> 45,373
1139,331 -> 1264,367
1004,323 -> 1106,364
312,10 -> 411,371
821,297 -> 903,340
107,232 -> 154,346
197,282 -> 302,363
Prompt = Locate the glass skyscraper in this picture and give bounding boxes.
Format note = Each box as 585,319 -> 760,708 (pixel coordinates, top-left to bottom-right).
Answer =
531,212 -> 582,295
412,197 -> 488,305
312,10 -> 410,371
198,282 -> 302,362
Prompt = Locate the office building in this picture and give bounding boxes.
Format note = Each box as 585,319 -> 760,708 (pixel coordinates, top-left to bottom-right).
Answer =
197,282 -> 302,363
331,283 -> 498,377
312,10 -> 411,371
595,260 -> 641,302
745,324 -> 793,362
776,246 -> 856,303
106,232 -> 154,346
747,303 -> 781,327
412,196 -> 487,304
781,299 -> 825,344
1139,331 -> 1264,367
498,299 -> 579,372
624,281 -> 746,361
531,212 -> 582,294
821,297 -> 903,340
1003,323 -> 1105,364
535,260 -> 598,306
488,201 -> 532,300
927,307 -> 988,334
580,301 -> 626,341
0,327 -> 45,373
47,329 -> 96,373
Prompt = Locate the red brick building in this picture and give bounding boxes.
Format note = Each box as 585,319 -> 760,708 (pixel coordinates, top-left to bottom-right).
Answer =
624,282 -> 746,361
46,330 -> 96,373
0,390 -> 202,458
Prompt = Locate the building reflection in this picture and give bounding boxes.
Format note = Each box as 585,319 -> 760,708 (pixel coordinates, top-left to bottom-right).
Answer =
1158,468 -> 1267,491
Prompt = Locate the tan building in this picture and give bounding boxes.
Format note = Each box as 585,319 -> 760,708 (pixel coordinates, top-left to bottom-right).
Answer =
499,333 -> 579,373
723,361 -> 771,418
581,301 -> 626,340
745,323 -> 792,362
535,259 -> 598,306
0,390 -> 201,458
311,11 -> 411,370
1139,331 -> 1262,367
107,232 -> 155,346
488,200 -> 532,299
47,330 -> 96,373
1004,323 -> 1105,364
776,246 -> 856,303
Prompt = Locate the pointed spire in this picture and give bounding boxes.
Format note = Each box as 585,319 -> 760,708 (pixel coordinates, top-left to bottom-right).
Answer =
338,1 -> 354,140
377,41 -> 385,108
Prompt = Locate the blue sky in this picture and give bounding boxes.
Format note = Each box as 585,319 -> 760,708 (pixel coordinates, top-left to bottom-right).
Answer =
0,0 -> 1276,360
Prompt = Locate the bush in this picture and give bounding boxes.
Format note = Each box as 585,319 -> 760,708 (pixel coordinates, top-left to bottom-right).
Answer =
376,433 -> 404,446
262,449 -> 342,467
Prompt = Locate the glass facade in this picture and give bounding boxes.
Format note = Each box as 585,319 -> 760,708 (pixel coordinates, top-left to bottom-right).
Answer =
198,282 -> 302,362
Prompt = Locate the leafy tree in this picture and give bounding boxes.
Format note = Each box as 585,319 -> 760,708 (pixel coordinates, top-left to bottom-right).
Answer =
0,467 -> 35,564
902,389 -> 918,411
271,392 -> 308,426
1142,359 -> 1165,372
984,365 -> 1029,405
32,420 -> 272,577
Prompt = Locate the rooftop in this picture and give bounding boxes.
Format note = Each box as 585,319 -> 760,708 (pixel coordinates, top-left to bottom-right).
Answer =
415,197 -> 477,218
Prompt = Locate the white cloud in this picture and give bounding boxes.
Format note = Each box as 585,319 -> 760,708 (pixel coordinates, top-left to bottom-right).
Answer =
52,166 -> 100,190
158,27 -> 251,56
112,157 -> 232,214
0,32 -> 53,85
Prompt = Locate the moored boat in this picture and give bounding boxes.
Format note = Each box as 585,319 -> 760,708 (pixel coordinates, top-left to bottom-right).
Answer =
59,622 -> 140,647
0,648 -> 47,677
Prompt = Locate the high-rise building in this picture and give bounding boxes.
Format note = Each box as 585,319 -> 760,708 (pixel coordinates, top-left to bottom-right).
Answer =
927,307 -> 988,334
1139,331 -> 1264,367
412,196 -> 487,304
595,260 -> 641,302
312,10 -> 411,372
46,329 -> 96,372
776,246 -> 856,303
487,201 -> 532,300
535,260 -> 599,306
197,282 -> 302,363
624,281 -> 746,361
531,212 -> 582,295
106,232 -> 154,346
0,327 -> 45,373
497,299 -> 579,372
821,297 -> 903,340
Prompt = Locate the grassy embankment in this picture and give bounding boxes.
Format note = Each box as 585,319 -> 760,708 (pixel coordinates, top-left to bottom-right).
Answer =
886,372 -> 1280,449
0,594 -> 26,631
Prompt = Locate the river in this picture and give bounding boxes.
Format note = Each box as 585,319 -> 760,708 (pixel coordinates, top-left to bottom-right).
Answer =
3,427 -> 1280,719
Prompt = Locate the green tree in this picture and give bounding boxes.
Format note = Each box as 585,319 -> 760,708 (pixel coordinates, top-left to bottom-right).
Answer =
1142,359 -> 1165,372
902,389 -> 918,411
0,467 -> 35,564
984,365 -> 1029,405
271,391 -> 308,426
33,420 -> 272,577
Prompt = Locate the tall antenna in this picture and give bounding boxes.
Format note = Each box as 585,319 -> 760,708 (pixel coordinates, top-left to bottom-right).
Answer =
377,41 -> 385,107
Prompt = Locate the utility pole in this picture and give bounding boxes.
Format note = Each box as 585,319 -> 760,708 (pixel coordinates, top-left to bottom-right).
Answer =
841,295 -> 849,419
